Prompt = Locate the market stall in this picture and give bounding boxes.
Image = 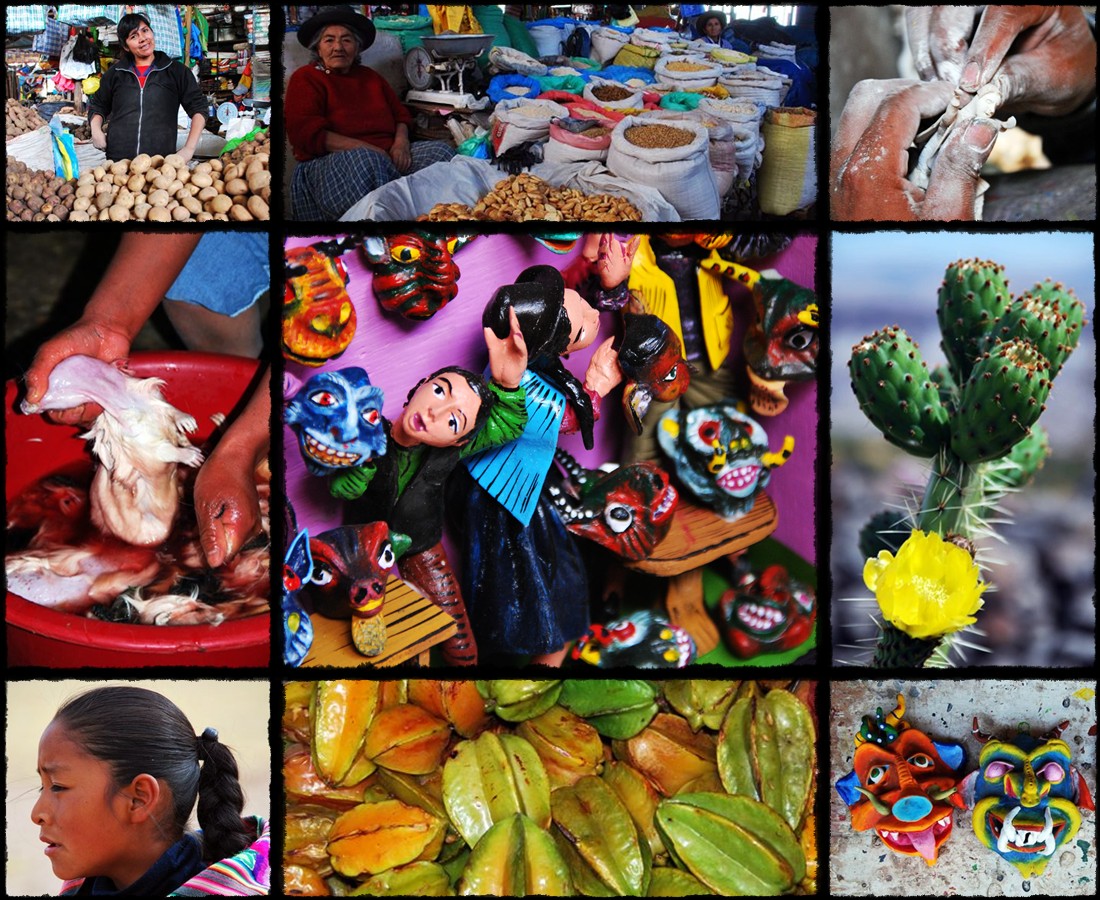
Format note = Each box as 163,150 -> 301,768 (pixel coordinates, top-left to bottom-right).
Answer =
282,4 -> 817,222
280,231 -> 818,669
5,4 -> 271,221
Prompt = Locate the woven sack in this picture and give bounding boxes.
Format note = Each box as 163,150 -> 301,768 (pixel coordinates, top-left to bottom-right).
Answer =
612,42 -> 661,70
757,106 -> 815,215
590,26 -> 629,64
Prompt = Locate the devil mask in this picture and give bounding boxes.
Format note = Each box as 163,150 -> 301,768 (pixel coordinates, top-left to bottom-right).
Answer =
743,274 -> 818,416
547,448 -> 677,561
283,529 -> 314,667
283,243 -> 357,366
284,368 -> 386,476
656,403 -> 792,521
836,694 -> 967,865
961,719 -> 1095,878
300,522 -> 411,657
720,563 -> 815,658
571,610 -> 696,668
362,233 -> 470,320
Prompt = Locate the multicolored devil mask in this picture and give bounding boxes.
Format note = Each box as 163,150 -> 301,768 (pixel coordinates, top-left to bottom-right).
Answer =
720,563 -> 815,658
282,529 -> 314,667
742,271 -> 818,417
283,241 -> 357,366
546,448 -> 677,561
571,610 -> 696,668
300,522 -> 411,657
836,694 -> 967,865
617,313 -> 691,434
961,718 -> 1095,878
361,232 -> 471,320
284,368 -> 386,476
656,403 -> 793,521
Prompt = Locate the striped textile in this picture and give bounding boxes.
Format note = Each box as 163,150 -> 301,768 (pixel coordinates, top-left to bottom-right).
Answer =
464,369 -> 566,527
290,141 -> 455,221
172,817 -> 270,896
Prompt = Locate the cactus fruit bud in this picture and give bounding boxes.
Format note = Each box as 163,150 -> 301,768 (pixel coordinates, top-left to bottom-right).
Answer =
850,326 -> 950,457
951,339 -> 1052,463
993,281 -> 1085,379
937,259 -> 1011,382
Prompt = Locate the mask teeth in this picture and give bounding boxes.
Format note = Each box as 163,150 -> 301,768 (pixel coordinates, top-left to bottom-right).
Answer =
554,447 -> 588,487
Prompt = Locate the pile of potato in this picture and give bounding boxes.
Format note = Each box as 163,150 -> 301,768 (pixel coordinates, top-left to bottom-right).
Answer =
6,99 -> 47,139
6,157 -> 76,221
70,150 -> 271,222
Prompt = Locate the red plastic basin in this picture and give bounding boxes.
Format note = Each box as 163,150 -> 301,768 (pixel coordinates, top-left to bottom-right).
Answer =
6,351 -> 270,667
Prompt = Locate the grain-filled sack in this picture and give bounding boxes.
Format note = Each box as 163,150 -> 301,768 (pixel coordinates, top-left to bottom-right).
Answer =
654,55 -> 722,91
543,118 -> 614,163
607,115 -> 719,220
490,97 -> 570,155
590,26 -> 629,64
757,106 -> 815,215
612,41 -> 661,70
583,77 -> 644,110
642,108 -> 737,196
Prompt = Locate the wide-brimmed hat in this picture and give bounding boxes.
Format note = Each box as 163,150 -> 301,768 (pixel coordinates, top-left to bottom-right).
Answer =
695,10 -> 728,33
297,7 -> 376,50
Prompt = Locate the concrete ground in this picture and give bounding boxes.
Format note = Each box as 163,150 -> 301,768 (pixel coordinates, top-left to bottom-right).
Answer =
830,679 -> 1097,896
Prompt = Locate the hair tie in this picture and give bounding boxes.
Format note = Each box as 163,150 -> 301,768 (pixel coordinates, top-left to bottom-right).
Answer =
200,727 -> 219,744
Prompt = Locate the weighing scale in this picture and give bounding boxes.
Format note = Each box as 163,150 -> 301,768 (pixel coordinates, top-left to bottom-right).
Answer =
404,32 -> 495,108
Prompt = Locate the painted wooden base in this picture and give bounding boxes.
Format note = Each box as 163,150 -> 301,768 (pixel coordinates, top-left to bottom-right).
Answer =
301,576 -> 457,668
626,493 -> 778,655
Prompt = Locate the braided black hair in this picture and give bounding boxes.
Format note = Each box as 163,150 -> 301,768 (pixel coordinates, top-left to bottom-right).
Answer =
54,686 -> 251,863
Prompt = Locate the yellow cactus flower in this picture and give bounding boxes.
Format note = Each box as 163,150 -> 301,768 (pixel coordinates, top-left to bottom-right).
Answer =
863,530 -> 986,640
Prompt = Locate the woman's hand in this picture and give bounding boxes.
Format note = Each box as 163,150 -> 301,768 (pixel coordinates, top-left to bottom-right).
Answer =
584,337 -> 624,397
596,234 -> 640,289
484,306 -> 528,390
390,132 -> 412,173
194,453 -> 264,568
24,319 -> 134,426
175,145 -> 195,164
831,79 -> 998,221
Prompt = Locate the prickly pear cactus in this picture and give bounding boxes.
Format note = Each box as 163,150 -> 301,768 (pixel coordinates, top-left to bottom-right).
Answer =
849,326 -> 949,457
992,281 -> 1086,379
937,258 -> 1011,382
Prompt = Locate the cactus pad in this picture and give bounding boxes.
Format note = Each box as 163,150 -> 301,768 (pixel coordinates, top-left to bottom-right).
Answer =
994,280 -> 1085,379
937,259 -> 1011,382
850,326 -> 950,457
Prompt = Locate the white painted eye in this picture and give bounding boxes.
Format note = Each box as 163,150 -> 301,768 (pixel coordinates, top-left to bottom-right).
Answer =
604,504 -> 633,534
867,765 -> 889,785
1038,762 -> 1065,784
377,542 -> 395,569
984,761 -> 1014,780
907,753 -> 934,769
310,565 -> 334,586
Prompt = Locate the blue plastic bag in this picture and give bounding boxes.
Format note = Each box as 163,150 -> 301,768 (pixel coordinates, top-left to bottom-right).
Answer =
488,74 -> 542,103
49,116 -> 78,180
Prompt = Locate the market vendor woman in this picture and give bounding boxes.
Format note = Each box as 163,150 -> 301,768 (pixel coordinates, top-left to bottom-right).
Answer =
285,7 -> 455,220
88,12 -> 207,162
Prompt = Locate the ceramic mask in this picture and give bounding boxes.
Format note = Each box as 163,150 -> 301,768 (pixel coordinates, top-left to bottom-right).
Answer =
962,719 -> 1095,878
282,529 -> 313,667
742,275 -> 818,416
835,694 -> 967,865
361,232 -> 470,320
656,403 -> 793,521
283,243 -> 356,366
720,563 -> 815,658
284,368 -> 386,476
571,610 -> 695,667
618,313 -> 691,434
301,523 -> 411,657
547,448 -> 677,561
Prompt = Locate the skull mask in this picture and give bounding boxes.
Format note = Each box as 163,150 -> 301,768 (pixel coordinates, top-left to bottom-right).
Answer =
284,368 -> 386,476
362,232 -> 469,320
836,694 -> 967,865
743,273 -> 818,416
961,719 -> 1095,878
657,403 -> 793,521
720,563 -> 815,658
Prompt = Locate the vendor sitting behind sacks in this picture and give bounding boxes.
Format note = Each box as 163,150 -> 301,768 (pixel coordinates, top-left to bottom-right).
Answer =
285,7 -> 455,221
89,12 -> 207,162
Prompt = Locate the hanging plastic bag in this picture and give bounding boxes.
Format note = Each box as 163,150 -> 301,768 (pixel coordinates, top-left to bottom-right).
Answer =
59,33 -> 97,80
50,116 -> 78,180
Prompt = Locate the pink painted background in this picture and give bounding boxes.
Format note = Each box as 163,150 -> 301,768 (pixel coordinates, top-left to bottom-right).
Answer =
284,233 -> 817,567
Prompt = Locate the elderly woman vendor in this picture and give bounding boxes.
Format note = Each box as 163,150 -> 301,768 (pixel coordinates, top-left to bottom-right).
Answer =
286,7 -> 455,220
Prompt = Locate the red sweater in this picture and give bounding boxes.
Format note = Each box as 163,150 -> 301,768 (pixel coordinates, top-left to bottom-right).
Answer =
286,64 -> 413,162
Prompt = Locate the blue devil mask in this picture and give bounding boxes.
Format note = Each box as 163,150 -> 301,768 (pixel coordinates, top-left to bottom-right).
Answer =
284,368 -> 386,476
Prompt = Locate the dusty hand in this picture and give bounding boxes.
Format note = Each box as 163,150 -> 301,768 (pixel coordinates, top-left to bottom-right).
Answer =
906,6 -> 985,85
484,306 -> 528,390
596,234 -> 640,289
23,320 -> 133,426
584,336 -> 623,397
831,79 -> 999,221
960,6 -> 1097,117
390,134 -> 412,173
193,453 -> 262,568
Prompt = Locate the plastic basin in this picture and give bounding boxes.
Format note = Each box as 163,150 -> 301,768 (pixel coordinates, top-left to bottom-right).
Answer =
5,351 -> 270,667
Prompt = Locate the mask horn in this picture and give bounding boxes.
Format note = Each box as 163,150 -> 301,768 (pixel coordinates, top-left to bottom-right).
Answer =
972,716 -> 993,745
